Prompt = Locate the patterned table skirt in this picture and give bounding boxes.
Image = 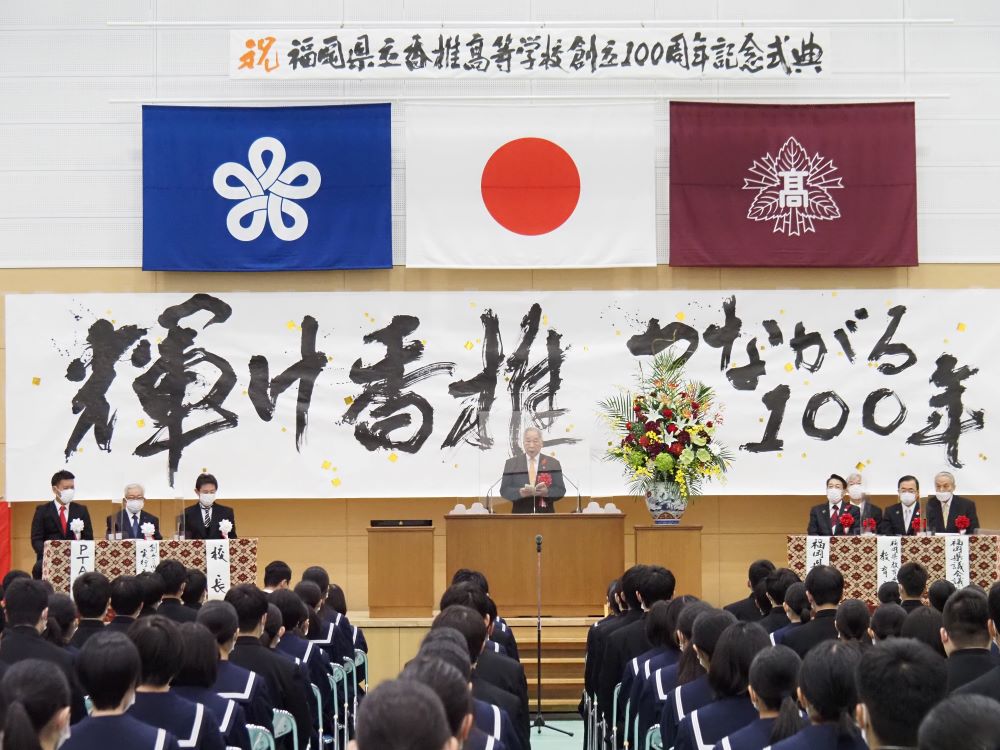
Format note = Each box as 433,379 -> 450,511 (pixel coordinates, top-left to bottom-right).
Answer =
42,538 -> 258,594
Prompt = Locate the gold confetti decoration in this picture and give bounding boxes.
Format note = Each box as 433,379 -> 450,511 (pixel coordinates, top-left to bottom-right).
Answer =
454,464 -> 459,469
784,363 -> 794,372
475,338 -> 481,344
286,321 -> 297,330
388,452 -> 398,463
776,453 -> 783,459
331,478 -> 341,487
803,380 -> 810,386
343,396 -> 354,406
836,351 -> 844,356
137,419 -> 145,428
759,345 -> 766,352
867,362 -> 875,368
241,389 -> 248,396
31,377 -> 40,386
281,427 -> 287,433
615,330 -> 621,336
801,452 -> 807,459
957,322 -> 967,332
675,312 -> 685,321
855,462 -> 865,471
463,341 -> 474,351
321,460 -> 331,470
542,315 -> 549,326
943,339 -> 949,345
326,355 -> 333,362
469,302 -> 476,308
779,309 -> 785,315
584,346 -> 589,352
831,291 -> 838,297
421,339 -> 426,346
77,447 -> 83,453
866,460 -> 872,465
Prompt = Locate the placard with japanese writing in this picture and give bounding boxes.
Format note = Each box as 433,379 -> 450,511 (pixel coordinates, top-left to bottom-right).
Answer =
6,289 -> 992,500
876,535 -> 902,590
229,28 -> 829,79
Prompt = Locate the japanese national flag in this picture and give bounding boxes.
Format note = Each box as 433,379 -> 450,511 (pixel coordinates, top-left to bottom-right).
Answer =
404,103 -> 656,268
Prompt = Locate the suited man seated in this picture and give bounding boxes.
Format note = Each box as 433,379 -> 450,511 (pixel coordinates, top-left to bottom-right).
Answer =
806,474 -> 860,537
30,469 -> 93,579
106,483 -> 162,540
880,475 -> 925,536
498,427 -> 566,514
846,472 -> 883,531
927,470 -> 980,534
182,473 -> 237,540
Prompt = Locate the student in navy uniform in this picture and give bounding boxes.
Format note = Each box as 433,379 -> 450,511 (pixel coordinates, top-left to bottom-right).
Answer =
833,600 -> 872,652
0,579 -> 87,723
70,572 -> 109,649
183,473 -> 237,540
896,562 -> 928,614
0,659 -> 71,749
29,470 -> 93,579
941,586 -> 994,693
928,578 -> 956,613
183,569 -> 208,613
855,638 -> 946,750
757,569 -> 800,635
660,609 -> 737,748
400,657 -> 498,750
713,645 -> 804,750
154,559 -> 197,623
674,622 -> 771,750
624,596 -> 688,733
136,571 -> 164,618
782,566 -> 842,659
127,616 -> 226,750
768,641 -> 866,750
723,560 -> 775,623
451,569 -> 519,662
325,580 -> 369,656
106,575 -> 143,634
196,600 -> 275,729
926,470 -> 980,533
770,583 -> 810,646
354,679 -> 455,750
868,603 -> 907,642
899,605 -> 947,658
482,597 -> 509,657
173,622 -> 252,750
957,581 -> 1000,702
224,584 -> 313,750
295,578 -> 355,672
107,483 -> 162,540
879,475 -> 924,536
65,631 -> 181,750
806,475 -> 860,538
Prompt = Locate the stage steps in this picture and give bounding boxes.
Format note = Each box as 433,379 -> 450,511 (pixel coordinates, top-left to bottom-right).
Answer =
508,621 -> 593,712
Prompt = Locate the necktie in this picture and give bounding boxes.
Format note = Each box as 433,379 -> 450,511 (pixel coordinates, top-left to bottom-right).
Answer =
203,508 -> 211,527
131,514 -> 140,538
829,504 -> 839,527
528,457 -> 537,485
59,504 -> 67,536
941,502 -> 950,526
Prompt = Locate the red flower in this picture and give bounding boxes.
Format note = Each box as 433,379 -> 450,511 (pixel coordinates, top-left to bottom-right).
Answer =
862,518 -> 878,532
691,401 -> 700,411
644,420 -> 658,432
537,472 -> 553,487
624,434 -> 635,445
706,421 -> 713,428
661,408 -> 674,419
911,516 -> 923,532
955,515 -> 971,531
638,436 -> 650,448
677,430 -> 691,445
625,422 -> 633,430
839,513 -> 854,529
665,423 -> 678,434
667,442 -> 684,456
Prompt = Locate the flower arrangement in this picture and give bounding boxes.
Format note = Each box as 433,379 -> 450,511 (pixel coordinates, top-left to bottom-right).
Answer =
955,515 -> 971,533
218,518 -> 233,538
69,518 -> 85,539
911,516 -> 924,534
599,351 -> 732,499
140,522 -> 156,540
862,518 -> 878,534
838,513 -> 854,531
537,472 -> 553,487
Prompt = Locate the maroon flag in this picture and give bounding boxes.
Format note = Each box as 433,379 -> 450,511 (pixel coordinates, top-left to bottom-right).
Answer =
669,102 -> 917,267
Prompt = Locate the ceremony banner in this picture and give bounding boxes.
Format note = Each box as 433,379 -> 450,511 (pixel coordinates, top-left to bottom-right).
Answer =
230,28 -> 829,80
5,289 -> 993,500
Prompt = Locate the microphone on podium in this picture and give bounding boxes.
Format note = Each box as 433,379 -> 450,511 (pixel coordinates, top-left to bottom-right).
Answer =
535,534 -> 543,552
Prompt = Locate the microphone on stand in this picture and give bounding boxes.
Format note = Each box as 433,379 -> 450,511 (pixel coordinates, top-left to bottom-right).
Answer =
484,477 -> 502,514
535,533 -> 543,552
563,473 -> 583,513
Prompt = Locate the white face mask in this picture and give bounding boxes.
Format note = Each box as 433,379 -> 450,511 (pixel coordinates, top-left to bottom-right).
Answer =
56,723 -> 71,749
199,493 -> 216,508
848,485 -> 865,501
58,488 -> 74,505
900,492 -> 917,507
125,498 -> 144,514
936,491 -> 953,503
826,488 -> 843,503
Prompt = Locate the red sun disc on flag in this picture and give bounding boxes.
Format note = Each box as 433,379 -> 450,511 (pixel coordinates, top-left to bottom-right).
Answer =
481,137 -> 581,236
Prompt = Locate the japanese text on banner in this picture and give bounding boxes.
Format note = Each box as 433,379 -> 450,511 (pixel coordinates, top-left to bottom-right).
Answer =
205,540 -> 232,599
876,535 -> 902,590
69,540 -> 95,586
806,536 -> 830,572
945,535 -> 970,587
135,540 -> 160,574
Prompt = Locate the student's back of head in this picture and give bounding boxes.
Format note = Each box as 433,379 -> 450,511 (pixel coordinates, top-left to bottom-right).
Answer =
749,646 -> 804,745
674,601 -> 713,685
262,603 -> 283,647
418,637 -> 473,682
797,640 -> 863,739
782,582 -> 812,623
0,659 -> 70,750
263,560 -> 292,589
400,658 -> 473,741
301,566 -> 331,596
4,579 -> 49,628
804,565 -> 844,607
942,586 -> 990,652
619,565 -> 650,611
707,621 -> 770,698
44,593 -> 77,647
897,562 -> 929,599
856,638 -> 946,749
835,599 -> 871,643
196,600 -> 239,648
748,559 -> 776,588
928,579 -> 956,613
648,595 -> 697,650
109,575 -> 143,618
766,568 -> 801,608
154,559 -> 187,598
900,605 -> 946,658
173,622 -> 220,688
127,614 -> 183,687
918,694 -> 1000,750
356,678 -> 455,750
432,606 -> 487,665
182,568 -> 208,607
269,588 -> 309,632
877,581 -> 901,606
136,571 -> 165,611
870,603 -> 907,641
72,571 -> 111,619
76,631 -> 142,711
224,584 -> 269,632
692,609 -> 738,668
637,565 -> 676,607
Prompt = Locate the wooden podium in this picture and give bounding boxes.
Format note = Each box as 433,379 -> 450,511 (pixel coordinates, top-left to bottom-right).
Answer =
634,525 -> 703,598
445,513 -> 625,616
367,525 -> 435,617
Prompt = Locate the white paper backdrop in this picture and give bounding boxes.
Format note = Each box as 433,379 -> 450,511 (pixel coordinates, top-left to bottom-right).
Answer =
5,289 -> 995,500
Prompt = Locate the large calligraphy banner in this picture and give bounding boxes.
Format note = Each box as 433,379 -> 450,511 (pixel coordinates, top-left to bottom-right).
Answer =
5,290 -> 993,500
229,28 -> 829,80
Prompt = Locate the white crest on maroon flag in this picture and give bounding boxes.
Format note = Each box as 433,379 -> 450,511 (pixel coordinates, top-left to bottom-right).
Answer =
743,137 -> 843,236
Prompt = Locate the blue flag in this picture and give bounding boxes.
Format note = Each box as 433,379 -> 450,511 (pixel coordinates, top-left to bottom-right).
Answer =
142,104 -> 391,271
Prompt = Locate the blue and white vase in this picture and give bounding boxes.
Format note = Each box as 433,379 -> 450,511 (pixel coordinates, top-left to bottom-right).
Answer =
645,482 -> 688,525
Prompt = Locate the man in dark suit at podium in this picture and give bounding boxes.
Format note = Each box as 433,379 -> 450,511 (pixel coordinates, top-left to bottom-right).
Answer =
499,427 -> 566,513
926,470 -> 980,534
806,474 -> 860,536
107,483 -> 162,540
182,473 -> 237,540
29,470 -> 93,579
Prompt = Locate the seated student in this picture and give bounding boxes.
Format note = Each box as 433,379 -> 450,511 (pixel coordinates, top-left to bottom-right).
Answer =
183,568 -> 208,613
941,586 -> 994,693
0,570 -> 31,634
900,605 -> 947,658
897,562 -> 928,613
880,475 -> 924,536
261,603 -> 284,649
70,572 -> 110,649
724,560 -> 775,623
106,575 -> 143,633
67,631 -> 180,750
325,580 -> 369,655
225,585 -> 312,748
834,600 -> 872,651
135,571 -> 164,617
482,596 -> 508,657
355,678 -> 455,750
107,483 -> 161,540
625,596 -> 689,723
807,476 -> 860,537
782,566 -> 842,658
635,600 -> 712,748
868,604 -> 907,642
855,638 -> 946,750
183,474 -> 237,540
758,569 -> 801,634
261,560 -> 291,593
419,631 -> 522,750
769,640 -> 866,750
918,694 -> 1000,750
0,659 -> 71,749
155,560 -> 197,623
44,593 -> 79,649
660,609 -> 737,748
0,579 -> 86,722
172,622 -> 251,750
126,616 -> 226,750
877,581 -> 901,606
926,470 -> 980,534
714,645 -> 804,750
674,622 -> 771,750
452,569 -> 519,662
295,579 -> 355,676
928,579 -> 956,613
771,583 -> 811,646
400,658 -> 488,750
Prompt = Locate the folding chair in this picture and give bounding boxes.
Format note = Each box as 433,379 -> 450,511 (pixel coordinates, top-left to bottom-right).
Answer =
273,708 -> 299,750
645,725 -> 662,750
329,663 -> 350,750
247,724 -> 276,750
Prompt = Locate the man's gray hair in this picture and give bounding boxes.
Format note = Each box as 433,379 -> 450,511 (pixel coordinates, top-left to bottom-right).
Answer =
523,427 -> 543,439
935,471 -> 956,486
123,482 -> 145,497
